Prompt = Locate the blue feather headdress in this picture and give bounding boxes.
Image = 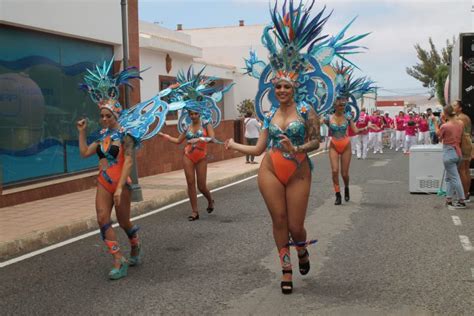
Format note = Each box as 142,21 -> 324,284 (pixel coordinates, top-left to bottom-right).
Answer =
80,58 -> 181,145
333,62 -> 376,120
79,57 -> 142,118
265,0 -> 331,84
333,62 -> 376,99
243,0 -> 371,120
243,50 -> 267,79
168,65 -> 234,133
311,16 -> 370,68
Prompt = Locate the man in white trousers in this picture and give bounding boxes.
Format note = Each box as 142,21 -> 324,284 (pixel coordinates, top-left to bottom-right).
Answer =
404,111 -> 418,154
383,112 -> 396,149
349,111 -> 358,155
355,108 -> 370,159
369,110 -> 384,154
417,113 -> 431,145
395,110 -> 406,151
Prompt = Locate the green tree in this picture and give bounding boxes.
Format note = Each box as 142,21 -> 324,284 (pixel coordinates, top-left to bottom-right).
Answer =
237,99 -> 255,117
435,64 -> 449,106
406,37 -> 453,103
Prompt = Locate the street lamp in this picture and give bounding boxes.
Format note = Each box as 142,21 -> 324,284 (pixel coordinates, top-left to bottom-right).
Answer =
121,0 -> 143,202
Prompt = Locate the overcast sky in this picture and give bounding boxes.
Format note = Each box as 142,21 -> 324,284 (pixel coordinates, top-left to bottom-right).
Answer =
139,0 -> 473,97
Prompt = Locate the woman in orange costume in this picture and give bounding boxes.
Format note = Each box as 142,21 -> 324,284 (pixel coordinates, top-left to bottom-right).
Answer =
327,97 -> 371,205
76,58 -> 171,279
329,64 -> 376,205
228,0 -> 372,294
159,104 -> 215,221
225,78 -> 320,294
76,63 -> 143,280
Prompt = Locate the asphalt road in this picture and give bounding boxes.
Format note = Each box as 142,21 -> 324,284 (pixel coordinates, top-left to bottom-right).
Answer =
2,150 -> 474,315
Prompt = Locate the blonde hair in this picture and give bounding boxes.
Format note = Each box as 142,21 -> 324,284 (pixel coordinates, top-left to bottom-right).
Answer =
444,104 -> 455,118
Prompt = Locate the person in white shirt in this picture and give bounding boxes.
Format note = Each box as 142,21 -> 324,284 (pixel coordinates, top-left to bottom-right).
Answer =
320,121 -> 329,151
244,111 -> 261,163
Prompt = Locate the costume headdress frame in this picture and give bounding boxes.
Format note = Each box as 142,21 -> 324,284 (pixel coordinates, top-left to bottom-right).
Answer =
244,0 -> 370,121
167,66 -> 234,134
80,57 -> 175,145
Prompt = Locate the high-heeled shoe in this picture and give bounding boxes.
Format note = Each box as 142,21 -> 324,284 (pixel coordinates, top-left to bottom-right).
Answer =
335,192 -> 342,205
126,226 -> 141,267
109,256 -> 129,280
281,269 -> 293,294
279,247 -> 293,294
188,213 -> 200,221
206,200 -> 215,214
297,249 -> 310,275
128,243 -> 142,267
344,187 -> 350,202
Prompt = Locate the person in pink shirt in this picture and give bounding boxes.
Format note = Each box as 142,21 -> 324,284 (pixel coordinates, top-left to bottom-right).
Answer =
355,108 -> 370,159
404,112 -> 418,154
404,112 -> 410,128
395,111 -> 406,151
383,112 -> 396,149
414,113 -> 421,144
348,111 -> 357,155
417,113 -> 431,145
369,110 -> 384,154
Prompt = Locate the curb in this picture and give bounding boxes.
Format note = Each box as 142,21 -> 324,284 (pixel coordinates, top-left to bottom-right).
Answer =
0,167 -> 259,261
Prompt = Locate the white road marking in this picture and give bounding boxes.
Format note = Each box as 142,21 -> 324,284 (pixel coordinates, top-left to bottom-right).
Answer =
459,235 -> 473,251
452,216 -> 462,226
0,151 -> 325,268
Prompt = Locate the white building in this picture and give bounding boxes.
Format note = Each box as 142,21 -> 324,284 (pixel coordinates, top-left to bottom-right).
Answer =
138,21 -> 240,122
182,23 -> 265,117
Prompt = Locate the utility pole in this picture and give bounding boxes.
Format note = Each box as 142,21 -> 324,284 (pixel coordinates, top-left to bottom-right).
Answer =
374,87 -> 378,112
121,0 -> 143,202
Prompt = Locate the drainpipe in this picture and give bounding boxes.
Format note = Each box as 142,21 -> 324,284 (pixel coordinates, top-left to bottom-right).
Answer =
121,0 -> 143,202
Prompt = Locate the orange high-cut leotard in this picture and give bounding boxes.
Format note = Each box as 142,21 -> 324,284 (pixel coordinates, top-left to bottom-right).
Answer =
184,125 -> 208,164
328,115 -> 351,154
96,128 -> 131,194
264,103 -> 312,185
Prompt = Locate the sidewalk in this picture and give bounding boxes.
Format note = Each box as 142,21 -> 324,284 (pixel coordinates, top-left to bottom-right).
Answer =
0,156 -> 260,261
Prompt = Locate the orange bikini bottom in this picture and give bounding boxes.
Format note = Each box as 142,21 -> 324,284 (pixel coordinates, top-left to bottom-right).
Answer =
330,137 -> 350,155
97,166 -> 131,194
269,150 -> 308,185
184,144 -> 207,164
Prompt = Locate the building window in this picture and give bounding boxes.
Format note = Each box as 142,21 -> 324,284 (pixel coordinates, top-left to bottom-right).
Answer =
0,25 -> 113,185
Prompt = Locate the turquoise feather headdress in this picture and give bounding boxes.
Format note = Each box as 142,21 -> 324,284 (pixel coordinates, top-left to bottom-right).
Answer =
167,66 -> 234,133
79,57 -> 142,118
333,62 -> 376,99
265,0 -> 332,84
243,0 -> 371,120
